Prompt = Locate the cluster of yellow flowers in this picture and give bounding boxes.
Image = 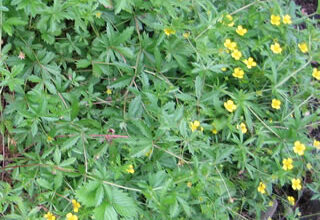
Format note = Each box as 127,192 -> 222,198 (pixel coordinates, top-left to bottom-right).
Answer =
189,120 -> 204,132
126,164 -> 135,174
44,199 -> 81,220
270,14 -> 318,82
44,212 -> 55,220
237,123 -> 247,134
270,14 -> 292,26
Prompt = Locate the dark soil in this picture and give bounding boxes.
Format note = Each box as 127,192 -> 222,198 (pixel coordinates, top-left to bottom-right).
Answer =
293,1 -> 320,218
294,0 -> 320,18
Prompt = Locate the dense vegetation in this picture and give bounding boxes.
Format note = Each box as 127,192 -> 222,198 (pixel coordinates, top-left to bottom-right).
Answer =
0,0 -> 320,219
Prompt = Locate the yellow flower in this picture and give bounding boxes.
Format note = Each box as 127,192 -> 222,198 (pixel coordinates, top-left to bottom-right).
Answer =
270,42 -> 282,54
106,88 -> 112,95
164,28 -> 176,36
271,99 -> 281,110
221,67 -> 227,71
183,32 -> 190,38
307,163 -> 312,170
232,67 -> 244,79
243,57 -> 257,69
47,136 -> 54,143
226,14 -> 232,20
257,182 -> 266,194
44,212 -> 56,220
226,14 -> 234,27
189,120 -> 200,132
236,25 -> 247,36
231,49 -> 242,60
293,141 -> 306,156
268,201 -> 274,207
298,43 -> 308,53
282,158 -> 293,170
291,178 -> 302,191
287,196 -> 295,205
282,14 -> 292,24
187,182 -> 192,188
224,39 -> 237,51
212,129 -> 218,134
72,199 -> 81,213
237,122 -> 247,134
224,100 -> 237,113
270,15 -> 281,26
228,22 -> 234,27
312,68 -> 320,80
66,213 -> 78,220
314,139 -> 320,149
95,12 -> 102,18
126,164 -> 135,174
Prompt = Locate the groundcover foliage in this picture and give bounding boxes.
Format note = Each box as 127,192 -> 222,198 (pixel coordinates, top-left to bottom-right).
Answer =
1,0 -> 320,219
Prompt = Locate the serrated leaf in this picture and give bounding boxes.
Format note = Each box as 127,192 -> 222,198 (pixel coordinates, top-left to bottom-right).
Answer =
37,178 -> 52,190
54,172 -> 63,189
114,0 -> 132,14
77,59 -> 91,69
53,148 -> 61,164
98,0 -> 113,9
76,181 -> 101,207
60,157 -> 76,167
128,95 -> 142,118
195,76 -> 203,99
110,76 -> 131,89
6,17 -> 27,26
114,27 -> 134,45
95,185 -> 105,207
31,120 -> 38,137
130,144 -> 152,158
94,203 -> 118,220
61,135 -> 80,152
44,80 -> 57,94
112,188 -> 137,217
177,197 -> 191,217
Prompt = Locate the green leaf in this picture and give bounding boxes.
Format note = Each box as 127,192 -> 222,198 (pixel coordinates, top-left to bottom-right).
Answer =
94,203 -> 118,220
54,172 -> 63,189
53,148 -> 61,164
77,59 -> 91,69
61,136 -> 80,152
130,144 -> 152,158
60,157 -> 76,167
112,189 -> 137,217
114,0 -> 133,14
317,0 -> 320,14
76,181 -> 102,207
6,17 -> 27,26
0,6 -> 9,11
95,185 -> 105,207
98,0 -> 113,9
195,76 -> 203,99
128,95 -> 142,118
114,27 -> 134,45
31,120 -> 38,137
177,197 -> 191,217
110,76 -> 131,89
37,178 -> 52,190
